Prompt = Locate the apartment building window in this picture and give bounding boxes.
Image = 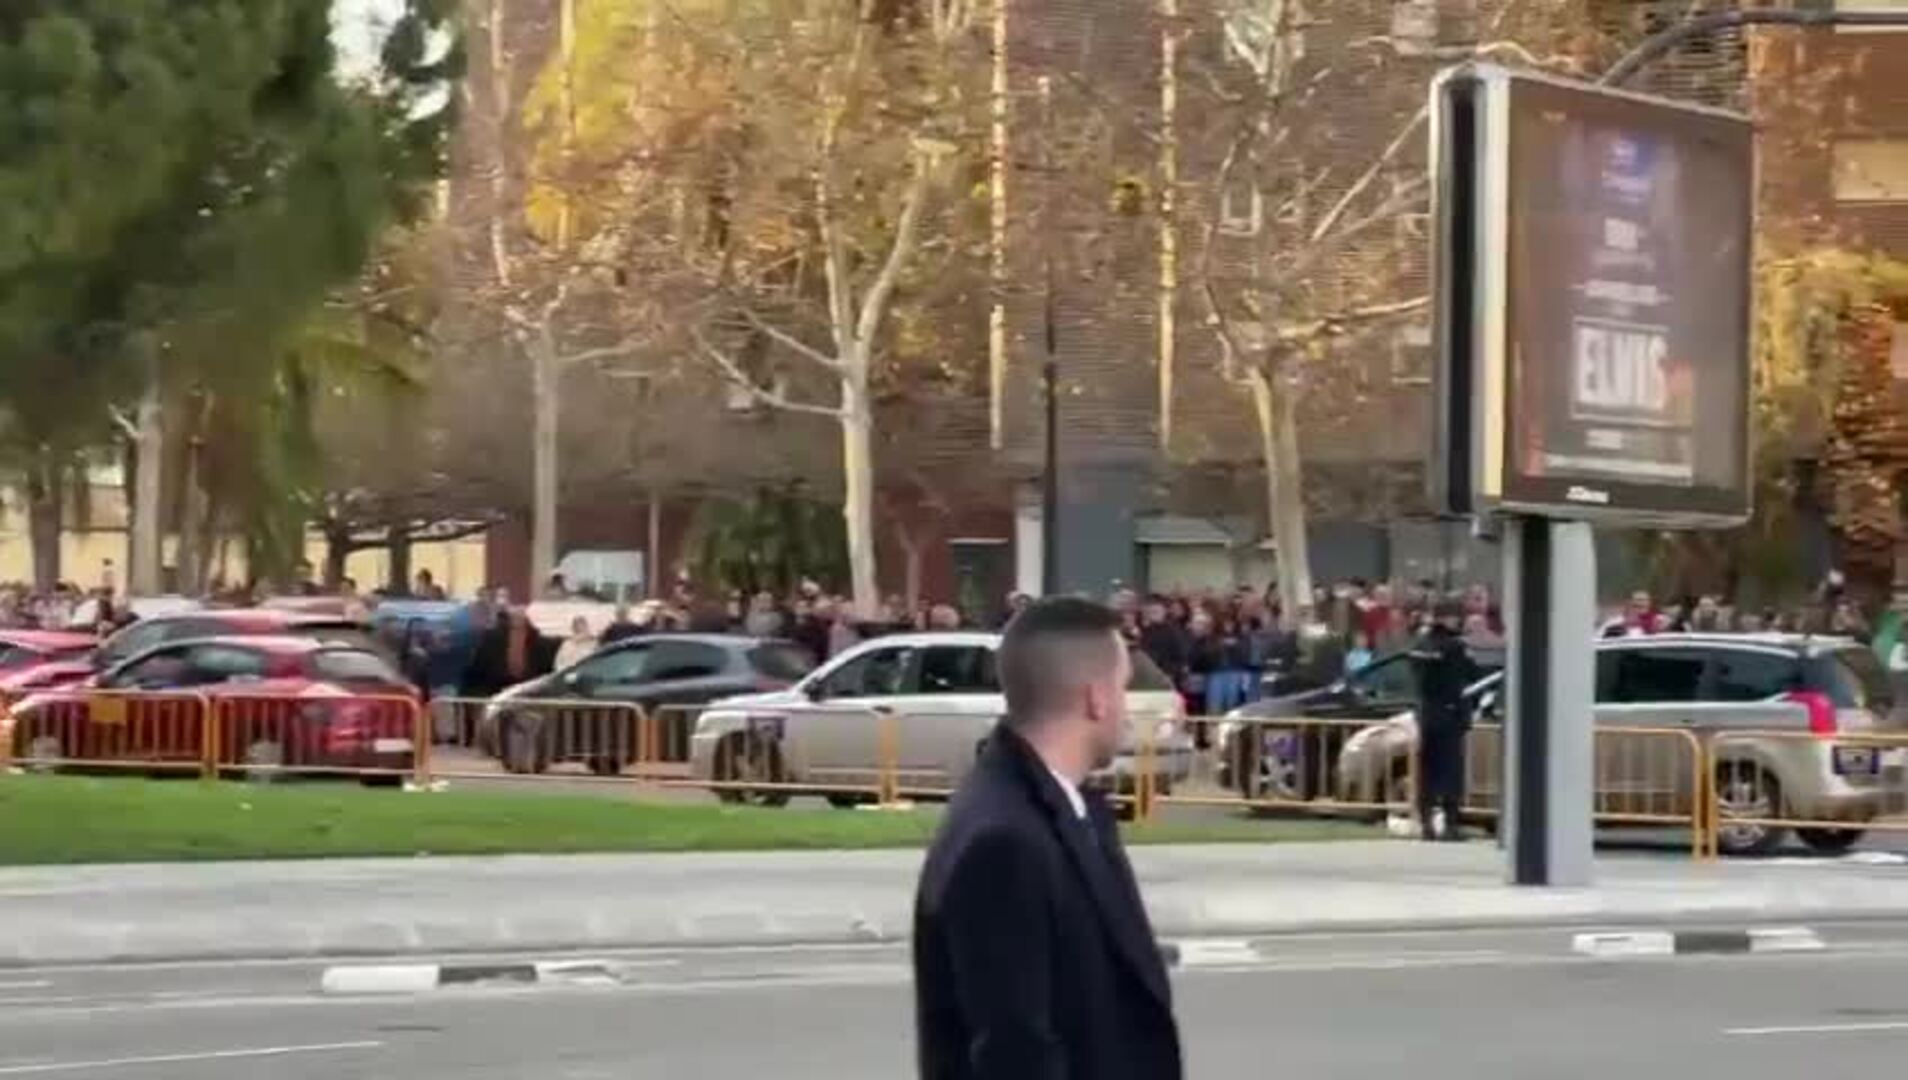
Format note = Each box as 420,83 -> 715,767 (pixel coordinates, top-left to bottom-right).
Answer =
1389,0 -> 1440,56
1218,183 -> 1264,237
1892,320 -> 1908,381
1391,322 -> 1432,386
1832,139 -> 1908,202
1832,0 -> 1908,32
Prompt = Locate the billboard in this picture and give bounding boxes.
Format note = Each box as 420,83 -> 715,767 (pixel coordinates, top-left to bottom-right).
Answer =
1432,65 -> 1753,527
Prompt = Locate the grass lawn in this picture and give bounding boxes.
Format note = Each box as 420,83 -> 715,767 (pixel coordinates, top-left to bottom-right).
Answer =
0,776 -> 1378,865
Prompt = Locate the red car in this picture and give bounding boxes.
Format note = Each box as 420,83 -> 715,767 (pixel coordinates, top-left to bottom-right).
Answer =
9,635 -> 420,783
91,608 -> 381,674
0,631 -> 98,697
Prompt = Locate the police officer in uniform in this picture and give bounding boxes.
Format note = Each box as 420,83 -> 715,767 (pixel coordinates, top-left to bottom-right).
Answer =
1411,601 -> 1480,841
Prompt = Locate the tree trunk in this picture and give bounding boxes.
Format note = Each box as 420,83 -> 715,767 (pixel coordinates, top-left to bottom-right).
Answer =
128,371 -> 164,596
193,495 -> 219,594
387,525 -> 414,594
530,324 -> 560,598
322,524 -> 353,588
895,520 -> 924,614
839,378 -> 879,617
25,453 -> 62,593
1249,365 -> 1314,627
175,440 -> 208,596
646,492 -> 662,599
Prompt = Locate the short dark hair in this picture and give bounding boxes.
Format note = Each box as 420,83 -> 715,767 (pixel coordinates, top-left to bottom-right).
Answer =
999,597 -> 1123,725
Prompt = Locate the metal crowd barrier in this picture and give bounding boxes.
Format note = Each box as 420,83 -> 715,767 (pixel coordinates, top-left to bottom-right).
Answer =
1,691 -> 210,776
1704,728 -> 1908,860
1139,716 -> 1706,858
642,702 -> 903,807
1140,716 -> 1419,821
213,694 -> 422,783
0,691 -> 426,784
423,696 -> 644,780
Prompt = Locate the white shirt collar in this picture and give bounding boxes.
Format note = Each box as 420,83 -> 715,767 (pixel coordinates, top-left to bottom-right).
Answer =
1046,766 -> 1088,819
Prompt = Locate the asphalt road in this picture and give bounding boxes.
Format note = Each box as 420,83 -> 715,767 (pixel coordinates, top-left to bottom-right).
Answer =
7,927 -> 1908,1077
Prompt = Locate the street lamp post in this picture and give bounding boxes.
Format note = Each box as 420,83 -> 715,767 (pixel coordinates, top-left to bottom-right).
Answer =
1039,76 -> 1060,598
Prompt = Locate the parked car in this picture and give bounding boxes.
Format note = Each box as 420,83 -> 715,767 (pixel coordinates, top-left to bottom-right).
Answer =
64,595 -> 202,631
0,630 -> 95,671
0,630 -> 99,698
1336,634 -> 1906,855
9,635 -> 418,781
1215,643 -> 1506,802
688,632 -> 1193,808
90,608 -> 379,675
478,634 -> 817,774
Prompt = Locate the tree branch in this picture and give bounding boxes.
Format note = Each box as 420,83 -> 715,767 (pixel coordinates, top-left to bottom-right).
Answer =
690,328 -> 846,420
737,307 -> 847,374
558,334 -> 657,369
1308,104 -> 1427,247
854,152 -> 937,349
107,406 -> 138,440
1268,295 -> 1429,346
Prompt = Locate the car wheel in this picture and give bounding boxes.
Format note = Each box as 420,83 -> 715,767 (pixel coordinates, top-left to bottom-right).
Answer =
1259,736 -> 1305,805
499,714 -> 548,775
826,793 -> 868,810
22,734 -> 62,775
586,756 -> 624,778
242,739 -> 286,784
1798,827 -> 1864,855
713,733 -> 790,808
1715,762 -> 1786,856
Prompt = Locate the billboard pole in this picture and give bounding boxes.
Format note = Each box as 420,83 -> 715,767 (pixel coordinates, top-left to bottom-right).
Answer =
1503,519 -> 1596,886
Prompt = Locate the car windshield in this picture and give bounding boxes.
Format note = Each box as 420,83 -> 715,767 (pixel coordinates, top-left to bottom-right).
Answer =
749,643 -> 816,683
312,649 -> 406,686
1127,649 -> 1173,692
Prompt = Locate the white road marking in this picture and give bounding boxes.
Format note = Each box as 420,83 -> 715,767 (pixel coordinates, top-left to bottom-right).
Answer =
1172,939 -> 1258,967
0,983 -> 51,992
0,1040 -> 382,1075
1747,927 -> 1826,953
321,965 -> 440,995
1726,1021 -> 1908,1037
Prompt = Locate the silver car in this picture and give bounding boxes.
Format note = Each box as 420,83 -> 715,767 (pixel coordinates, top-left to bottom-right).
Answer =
689,632 -> 1193,807
1337,634 -> 1907,855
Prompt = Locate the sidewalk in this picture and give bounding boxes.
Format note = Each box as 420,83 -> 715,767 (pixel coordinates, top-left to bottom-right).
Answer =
4,841 -> 1908,965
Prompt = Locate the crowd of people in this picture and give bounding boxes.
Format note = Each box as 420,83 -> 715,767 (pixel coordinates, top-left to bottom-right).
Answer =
1598,580 -> 1877,642
9,563 -> 1904,704
0,581 -> 135,636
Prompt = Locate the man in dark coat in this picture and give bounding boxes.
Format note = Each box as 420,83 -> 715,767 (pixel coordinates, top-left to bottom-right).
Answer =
1410,600 -> 1481,841
913,597 -> 1182,1080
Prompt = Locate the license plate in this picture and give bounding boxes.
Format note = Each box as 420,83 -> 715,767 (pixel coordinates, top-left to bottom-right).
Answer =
1834,746 -> 1879,776
373,738 -> 414,754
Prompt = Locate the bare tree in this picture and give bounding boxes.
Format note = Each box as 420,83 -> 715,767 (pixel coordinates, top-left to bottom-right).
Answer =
1194,0 -> 1589,620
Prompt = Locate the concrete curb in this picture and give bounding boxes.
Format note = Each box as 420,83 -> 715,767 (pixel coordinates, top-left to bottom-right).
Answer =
1571,926 -> 1825,959
321,959 -> 617,995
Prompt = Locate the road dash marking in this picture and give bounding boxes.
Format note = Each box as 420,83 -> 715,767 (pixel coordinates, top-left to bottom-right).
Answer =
0,1040 -> 382,1074
1726,1021 -> 1908,1037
